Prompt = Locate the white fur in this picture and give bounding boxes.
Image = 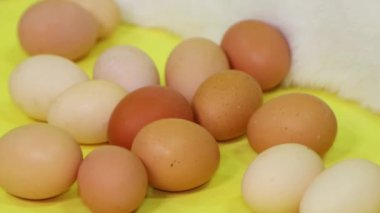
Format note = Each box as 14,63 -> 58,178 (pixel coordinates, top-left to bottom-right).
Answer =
115,0 -> 380,112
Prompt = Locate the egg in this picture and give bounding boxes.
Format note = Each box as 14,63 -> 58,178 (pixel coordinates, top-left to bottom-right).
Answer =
242,143 -> 324,213
165,37 -> 229,102
77,145 -> 148,213
131,118 -> 220,192
247,93 -> 337,156
108,86 -> 193,149
9,55 -> 89,121
68,0 -> 121,39
0,123 -> 82,200
18,0 -> 99,60
47,80 -> 126,144
221,20 -> 291,90
93,45 -> 159,92
192,70 -> 262,141
300,159 -> 380,213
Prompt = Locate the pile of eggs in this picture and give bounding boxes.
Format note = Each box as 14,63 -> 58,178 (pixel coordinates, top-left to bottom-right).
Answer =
2,0 -> 380,212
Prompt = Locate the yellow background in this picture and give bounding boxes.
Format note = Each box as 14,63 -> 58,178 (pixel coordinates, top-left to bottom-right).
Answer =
1,0 -> 380,212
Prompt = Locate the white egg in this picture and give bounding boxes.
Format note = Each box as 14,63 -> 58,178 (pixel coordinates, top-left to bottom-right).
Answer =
300,158 -> 380,213
9,55 -> 89,121
47,80 -> 126,144
242,143 -> 324,213
93,45 -> 160,92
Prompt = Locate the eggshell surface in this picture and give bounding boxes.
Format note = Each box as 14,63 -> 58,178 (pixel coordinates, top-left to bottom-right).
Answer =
18,0 -> 99,60
247,93 -> 337,156
192,70 -> 262,141
47,80 -> 126,144
93,45 -> 159,92
132,118 -> 220,192
165,37 -> 229,102
221,20 -> 291,90
300,159 -> 380,213
0,123 -> 83,200
108,86 -> 193,149
77,145 -> 148,213
8,55 -> 89,121
242,143 -> 324,213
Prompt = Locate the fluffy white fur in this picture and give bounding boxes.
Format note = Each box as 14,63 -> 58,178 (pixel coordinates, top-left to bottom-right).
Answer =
115,0 -> 380,113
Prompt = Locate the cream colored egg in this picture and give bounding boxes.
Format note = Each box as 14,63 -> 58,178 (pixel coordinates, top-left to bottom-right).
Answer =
68,0 -> 121,38
300,159 -> 380,213
9,55 -> 89,121
0,123 -> 82,200
47,80 -> 126,144
242,143 -> 324,213
93,45 -> 159,92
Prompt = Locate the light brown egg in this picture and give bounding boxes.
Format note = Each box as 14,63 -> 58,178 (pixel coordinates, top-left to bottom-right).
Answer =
221,20 -> 291,91
131,118 -> 220,192
165,37 -> 230,102
68,0 -> 121,39
0,123 -> 82,200
77,145 -> 148,213
247,93 -> 338,156
18,0 -> 99,60
192,70 -> 263,141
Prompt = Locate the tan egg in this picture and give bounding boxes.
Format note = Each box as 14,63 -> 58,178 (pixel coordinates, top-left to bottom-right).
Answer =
77,145 -> 148,213
18,0 -> 99,60
47,80 -> 126,144
0,123 -> 82,200
192,70 -> 263,141
93,45 -> 160,92
165,37 -> 229,102
242,143 -> 324,213
68,0 -> 121,38
247,93 -> 337,156
131,118 -> 220,192
8,55 -> 89,121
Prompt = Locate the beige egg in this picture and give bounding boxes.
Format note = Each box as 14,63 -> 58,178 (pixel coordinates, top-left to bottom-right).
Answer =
192,70 -> 262,141
93,45 -> 160,92
300,159 -> 380,213
242,143 -> 324,213
47,80 -> 126,144
77,145 -> 148,213
9,55 -> 89,121
68,0 -> 121,38
165,37 -> 230,102
0,123 -> 82,200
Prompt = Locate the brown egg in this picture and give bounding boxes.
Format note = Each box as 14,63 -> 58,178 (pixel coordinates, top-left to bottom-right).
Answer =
68,0 -> 121,39
77,145 -> 148,213
221,20 -> 291,91
131,118 -> 220,192
108,86 -> 194,150
18,0 -> 99,60
247,93 -> 338,156
0,123 -> 82,200
192,70 -> 263,141
165,37 -> 229,102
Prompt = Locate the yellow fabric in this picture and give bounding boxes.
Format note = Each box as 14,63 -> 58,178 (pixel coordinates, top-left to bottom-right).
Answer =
1,1 -> 380,212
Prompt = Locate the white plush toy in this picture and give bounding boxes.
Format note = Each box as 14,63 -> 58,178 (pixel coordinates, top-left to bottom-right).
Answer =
115,0 -> 380,113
